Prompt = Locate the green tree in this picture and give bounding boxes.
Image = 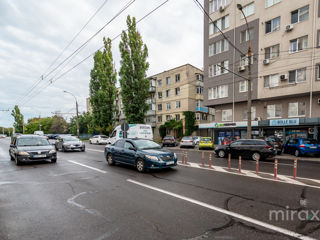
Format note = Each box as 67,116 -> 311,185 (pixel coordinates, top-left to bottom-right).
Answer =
90,37 -> 118,134
183,111 -> 197,136
69,112 -> 93,135
25,117 -> 53,134
50,116 -> 69,134
119,15 -> 149,123
159,120 -> 183,139
11,105 -> 24,133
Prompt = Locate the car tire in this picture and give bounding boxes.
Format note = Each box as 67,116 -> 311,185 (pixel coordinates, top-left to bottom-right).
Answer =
136,158 -> 145,173
252,152 -> 261,161
81,147 -> 85,152
51,159 -> 57,163
106,153 -> 115,166
294,149 -> 300,157
89,140 -> 92,144
61,146 -> 65,152
15,156 -> 21,166
218,150 -> 226,158
10,154 -> 14,161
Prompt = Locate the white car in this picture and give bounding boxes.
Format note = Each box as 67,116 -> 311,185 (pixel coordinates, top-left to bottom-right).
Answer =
89,135 -> 110,145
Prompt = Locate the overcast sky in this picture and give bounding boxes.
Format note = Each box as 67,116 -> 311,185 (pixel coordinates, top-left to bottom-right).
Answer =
0,0 -> 203,127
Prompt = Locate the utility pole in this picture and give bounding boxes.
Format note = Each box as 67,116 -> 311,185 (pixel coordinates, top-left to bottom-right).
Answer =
63,91 -> 80,138
237,4 -> 252,139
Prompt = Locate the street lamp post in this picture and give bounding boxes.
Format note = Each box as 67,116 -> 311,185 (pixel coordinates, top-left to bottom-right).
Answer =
63,90 -> 79,138
237,4 -> 252,139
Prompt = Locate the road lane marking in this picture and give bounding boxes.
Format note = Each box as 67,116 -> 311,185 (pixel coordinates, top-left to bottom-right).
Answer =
86,148 -> 104,153
68,160 -> 107,173
127,179 -> 316,240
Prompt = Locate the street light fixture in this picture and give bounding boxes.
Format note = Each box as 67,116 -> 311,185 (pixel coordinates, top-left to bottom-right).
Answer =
63,90 -> 79,138
237,3 -> 252,139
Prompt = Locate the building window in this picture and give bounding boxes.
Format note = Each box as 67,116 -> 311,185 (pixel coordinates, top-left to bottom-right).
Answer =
175,74 -> 180,83
222,109 -> 232,121
158,104 -> 162,111
196,86 -> 203,94
240,54 -> 253,67
240,28 -> 254,43
289,68 -> 306,84
265,44 -> 280,59
288,102 -> 306,117
209,39 -> 229,57
166,102 -> 171,110
158,79 -> 162,87
166,77 -> 171,85
241,2 -> 254,18
208,85 -> 228,99
196,100 -> 203,107
196,113 -> 201,120
239,80 -> 248,92
166,115 -> 171,121
209,0 -> 231,13
166,89 -> 170,97
158,92 -> 162,99
210,15 -> 230,35
290,36 -> 308,53
291,5 -> 309,24
201,113 -> 208,121
267,104 -> 282,118
158,115 -> 162,123
209,60 -> 229,77
175,87 -> 180,96
243,106 -> 256,120
317,65 -> 320,80
175,114 -> 180,121
265,17 -> 280,34
265,0 -> 280,8
176,101 -> 181,108
264,74 -> 279,88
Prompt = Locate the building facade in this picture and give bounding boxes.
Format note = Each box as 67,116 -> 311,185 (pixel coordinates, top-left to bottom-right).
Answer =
202,0 -> 320,144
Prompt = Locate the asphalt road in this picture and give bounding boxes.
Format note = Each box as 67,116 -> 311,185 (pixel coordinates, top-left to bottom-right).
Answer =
0,138 -> 319,240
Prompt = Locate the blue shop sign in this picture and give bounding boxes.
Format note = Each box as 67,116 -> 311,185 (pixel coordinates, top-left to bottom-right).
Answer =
270,118 -> 299,126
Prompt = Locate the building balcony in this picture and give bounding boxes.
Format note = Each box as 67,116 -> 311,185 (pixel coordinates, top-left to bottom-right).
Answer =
146,109 -> 156,116
146,98 -> 156,104
195,94 -> 203,100
196,106 -> 208,113
149,86 -> 156,92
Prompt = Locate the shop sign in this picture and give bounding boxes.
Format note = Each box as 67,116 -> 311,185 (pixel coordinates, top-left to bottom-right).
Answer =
270,118 -> 299,126
199,121 -> 258,129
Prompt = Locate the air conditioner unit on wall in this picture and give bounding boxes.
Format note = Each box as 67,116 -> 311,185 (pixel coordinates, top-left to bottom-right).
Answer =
285,24 -> 294,32
280,74 -> 288,80
238,66 -> 245,72
263,59 -> 270,65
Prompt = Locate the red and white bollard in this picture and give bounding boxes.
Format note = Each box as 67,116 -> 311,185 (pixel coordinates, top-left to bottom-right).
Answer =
293,158 -> 298,179
228,153 -> 231,169
201,152 -> 205,167
182,151 -> 185,164
238,156 -> 242,173
209,153 -> 213,169
185,151 -> 188,165
274,159 -> 278,180
256,156 -> 259,174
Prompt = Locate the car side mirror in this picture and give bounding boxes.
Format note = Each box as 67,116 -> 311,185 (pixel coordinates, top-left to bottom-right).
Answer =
10,144 -> 15,147
129,147 -> 136,151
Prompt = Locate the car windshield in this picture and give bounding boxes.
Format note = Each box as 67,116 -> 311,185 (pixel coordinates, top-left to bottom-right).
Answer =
302,139 -> 318,144
63,137 -> 79,141
17,137 -> 49,146
134,140 -> 161,150
201,138 -> 211,142
164,136 -> 173,140
101,135 -> 108,138
182,137 -> 192,140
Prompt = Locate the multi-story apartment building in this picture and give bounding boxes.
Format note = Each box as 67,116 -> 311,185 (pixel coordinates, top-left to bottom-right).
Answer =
150,64 -> 215,140
202,0 -> 320,144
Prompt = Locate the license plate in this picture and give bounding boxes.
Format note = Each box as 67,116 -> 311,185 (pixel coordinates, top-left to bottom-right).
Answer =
310,146 -> 317,149
166,161 -> 174,165
33,154 -> 46,158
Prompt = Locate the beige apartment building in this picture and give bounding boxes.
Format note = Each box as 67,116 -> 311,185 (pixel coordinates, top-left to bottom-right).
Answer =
202,0 -> 320,144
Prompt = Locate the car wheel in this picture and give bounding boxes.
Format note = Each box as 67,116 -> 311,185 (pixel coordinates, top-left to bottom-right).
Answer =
61,146 -> 65,152
218,150 -> 226,158
252,152 -> 261,161
15,156 -> 21,166
51,159 -> 57,163
81,147 -> 85,152
294,149 -> 300,157
89,140 -> 92,144
136,158 -> 145,173
106,153 -> 115,166
97,141 -> 100,145
10,154 -> 14,161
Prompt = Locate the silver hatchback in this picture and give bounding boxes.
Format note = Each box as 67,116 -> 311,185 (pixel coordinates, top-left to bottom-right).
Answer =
180,136 -> 195,148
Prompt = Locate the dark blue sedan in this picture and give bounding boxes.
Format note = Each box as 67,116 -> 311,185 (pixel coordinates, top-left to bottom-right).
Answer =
104,139 -> 178,172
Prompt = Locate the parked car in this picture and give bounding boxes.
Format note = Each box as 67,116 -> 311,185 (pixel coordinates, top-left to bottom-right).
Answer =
282,138 -> 320,157
55,136 -> 85,152
104,139 -> 177,172
214,139 -> 276,160
89,135 -> 109,145
34,130 -> 44,136
9,134 -> 57,165
192,136 -> 201,145
180,136 -> 195,148
266,136 -> 283,155
199,137 -> 214,150
162,136 -> 178,147
0,134 -> 6,138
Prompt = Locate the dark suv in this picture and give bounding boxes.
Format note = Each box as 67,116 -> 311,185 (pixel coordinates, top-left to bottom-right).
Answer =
214,139 -> 276,160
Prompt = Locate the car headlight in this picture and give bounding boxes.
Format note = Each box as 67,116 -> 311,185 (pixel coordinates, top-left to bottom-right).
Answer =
145,155 -> 159,161
174,153 -> 177,159
49,150 -> 56,154
18,151 -> 29,156
63,143 -> 70,146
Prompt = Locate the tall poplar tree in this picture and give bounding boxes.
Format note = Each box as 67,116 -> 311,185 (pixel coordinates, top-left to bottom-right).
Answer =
119,15 -> 149,123
90,37 -> 118,134
11,105 -> 24,133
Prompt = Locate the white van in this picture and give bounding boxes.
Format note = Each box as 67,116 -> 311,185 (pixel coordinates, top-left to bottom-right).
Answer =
108,124 -> 153,144
34,131 -> 44,136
